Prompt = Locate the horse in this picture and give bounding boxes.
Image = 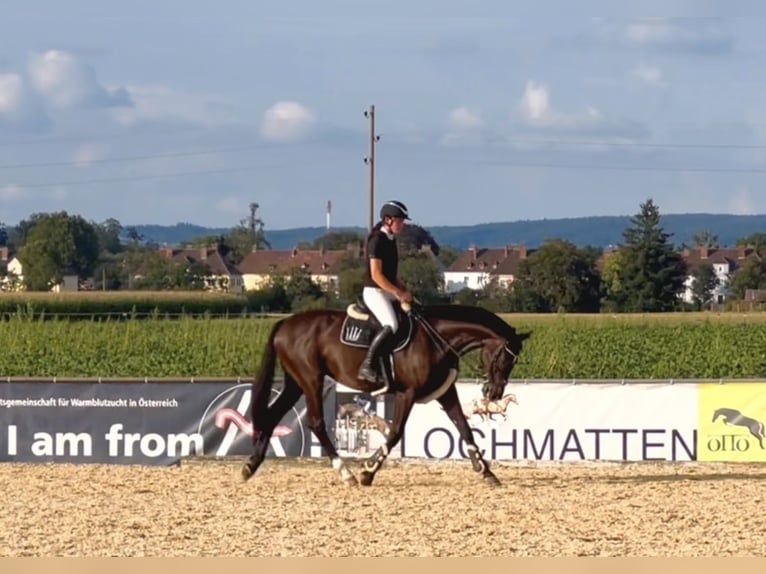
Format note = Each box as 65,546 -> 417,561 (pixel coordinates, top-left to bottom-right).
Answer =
712,408 -> 765,449
240,300 -> 531,487
336,402 -> 392,436
464,393 -> 518,422
335,403 -> 390,436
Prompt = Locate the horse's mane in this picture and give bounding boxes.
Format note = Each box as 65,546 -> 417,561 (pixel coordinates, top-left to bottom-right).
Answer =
417,304 -> 519,341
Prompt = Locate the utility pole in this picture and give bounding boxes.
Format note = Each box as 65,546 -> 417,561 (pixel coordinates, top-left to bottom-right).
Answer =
363,105 -> 380,232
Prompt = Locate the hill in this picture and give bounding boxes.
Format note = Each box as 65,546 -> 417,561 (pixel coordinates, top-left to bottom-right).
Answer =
129,213 -> 766,251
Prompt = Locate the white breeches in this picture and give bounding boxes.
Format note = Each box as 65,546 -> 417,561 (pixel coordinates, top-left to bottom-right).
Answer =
362,287 -> 398,332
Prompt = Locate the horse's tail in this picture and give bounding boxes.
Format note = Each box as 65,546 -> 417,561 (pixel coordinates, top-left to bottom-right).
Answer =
251,318 -> 284,423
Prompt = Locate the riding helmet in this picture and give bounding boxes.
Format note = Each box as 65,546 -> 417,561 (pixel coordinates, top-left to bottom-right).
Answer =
380,200 -> 411,220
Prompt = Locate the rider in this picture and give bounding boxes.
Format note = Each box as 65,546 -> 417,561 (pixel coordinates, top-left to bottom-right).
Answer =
357,200 -> 414,389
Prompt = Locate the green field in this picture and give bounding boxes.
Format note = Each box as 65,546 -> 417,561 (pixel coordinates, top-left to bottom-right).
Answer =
2,309 -> 766,380
0,290 -> 250,317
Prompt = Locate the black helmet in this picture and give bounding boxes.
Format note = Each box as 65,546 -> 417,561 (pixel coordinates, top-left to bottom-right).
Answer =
380,200 -> 410,220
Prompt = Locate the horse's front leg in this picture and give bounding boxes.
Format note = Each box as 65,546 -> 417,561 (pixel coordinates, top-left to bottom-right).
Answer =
437,384 -> 500,487
359,388 -> 416,486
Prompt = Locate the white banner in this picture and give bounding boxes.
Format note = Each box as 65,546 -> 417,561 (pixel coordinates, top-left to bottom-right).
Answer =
399,382 -> 698,462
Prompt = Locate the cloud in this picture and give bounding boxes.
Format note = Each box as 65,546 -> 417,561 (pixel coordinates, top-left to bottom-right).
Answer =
0,74 -> 23,115
449,106 -> 483,130
727,186 -> 756,215
260,101 -> 316,142
214,196 -> 242,214
0,184 -> 24,201
72,143 -> 110,168
622,19 -> 733,54
0,183 -> 67,203
111,84 -> 236,128
513,80 -> 649,139
630,65 -> 666,87
0,73 -> 50,132
440,106 -> 493,147
27,50 -> 132,110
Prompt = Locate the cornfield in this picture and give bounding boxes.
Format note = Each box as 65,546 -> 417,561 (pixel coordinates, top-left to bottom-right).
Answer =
2,312 -> 766,380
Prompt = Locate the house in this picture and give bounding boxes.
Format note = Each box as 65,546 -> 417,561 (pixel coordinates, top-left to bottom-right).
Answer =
680,245 -> 757,304
443,245 -> 532,293
159,245 -> 244,293
0,246 -> 79,292
237,244 -> 363,292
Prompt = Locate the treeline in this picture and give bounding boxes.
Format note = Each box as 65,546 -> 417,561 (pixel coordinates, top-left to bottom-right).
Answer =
5,197 -> 766,314
473,200 -> 766,313
250,198 -> 766,314
0,203 -> 271,292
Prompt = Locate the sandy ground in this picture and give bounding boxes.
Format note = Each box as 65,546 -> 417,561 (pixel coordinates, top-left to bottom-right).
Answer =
1,457 -> 765,557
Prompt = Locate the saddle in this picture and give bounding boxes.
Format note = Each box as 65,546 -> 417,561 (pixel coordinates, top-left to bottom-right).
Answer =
339,296 -> 414,353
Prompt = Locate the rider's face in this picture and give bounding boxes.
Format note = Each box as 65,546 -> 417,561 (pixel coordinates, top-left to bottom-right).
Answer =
389,217 -> 406,234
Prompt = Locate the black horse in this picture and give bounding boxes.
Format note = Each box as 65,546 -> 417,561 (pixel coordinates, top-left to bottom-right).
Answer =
241,301 -> 531,487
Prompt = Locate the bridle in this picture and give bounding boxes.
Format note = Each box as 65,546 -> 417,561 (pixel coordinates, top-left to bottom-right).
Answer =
405,301 -> 519,380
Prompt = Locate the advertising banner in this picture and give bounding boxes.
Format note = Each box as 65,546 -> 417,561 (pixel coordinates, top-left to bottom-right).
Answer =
0,380 -> 335,465
399,382 -> 699,462
334,384 -> 398,459
697,382 -> 766,462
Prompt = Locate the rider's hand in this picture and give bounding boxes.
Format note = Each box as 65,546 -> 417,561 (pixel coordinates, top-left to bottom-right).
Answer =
398,289 -> 413,304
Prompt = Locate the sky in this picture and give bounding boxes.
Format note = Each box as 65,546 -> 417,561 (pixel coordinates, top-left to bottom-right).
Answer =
1,2 -> 766,230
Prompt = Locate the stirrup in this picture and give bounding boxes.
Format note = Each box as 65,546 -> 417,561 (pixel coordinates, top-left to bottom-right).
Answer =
368,356 -> 390,397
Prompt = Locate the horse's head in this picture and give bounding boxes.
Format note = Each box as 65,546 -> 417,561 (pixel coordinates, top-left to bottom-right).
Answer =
481,331 -> 530,401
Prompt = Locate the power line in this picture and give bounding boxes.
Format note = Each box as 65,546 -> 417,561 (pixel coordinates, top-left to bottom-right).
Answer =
499,137 -> 766,151
6,155 -> 766,194
408,156 -> 766,174
0,125 -> 212,148
0,143 -> 278,170
2,162 -> 313,190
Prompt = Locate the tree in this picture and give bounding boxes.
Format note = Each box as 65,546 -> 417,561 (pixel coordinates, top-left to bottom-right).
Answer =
437,245 -> 461,268
310,231 -> 365,251
396,223 -> 440,256
726,257 -> 766,300
96,218 -> 124,255
509,239 -> 601,313
19,212 -> 100,291
227,202 -> 271,263
690,263 -> 720,310
398,253 -> 445,303
599,250 -> 624,312
125,226 -> 145,246
736,233 -> 766,257
0,222 -> 8,247
337,266 -> 367,303
692,230 -> 719,248
607,199 -> 688,312
127,251 -> 211,290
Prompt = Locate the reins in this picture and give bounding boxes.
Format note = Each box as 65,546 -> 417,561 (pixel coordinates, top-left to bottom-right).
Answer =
404,301 -> 461,359
402,301 -> 520,374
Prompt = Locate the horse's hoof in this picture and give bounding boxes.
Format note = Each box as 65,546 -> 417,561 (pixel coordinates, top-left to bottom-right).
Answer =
359,471 -> 375,486
343,474 -> 360,487
484,473 -> 501,487
340,468 -> 359,487
240,463 -> 254,482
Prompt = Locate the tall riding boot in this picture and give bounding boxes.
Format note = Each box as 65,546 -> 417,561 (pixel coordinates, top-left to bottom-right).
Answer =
357,326 -> 393,385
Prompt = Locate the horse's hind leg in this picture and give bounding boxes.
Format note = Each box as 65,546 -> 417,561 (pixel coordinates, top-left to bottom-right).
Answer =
242,375 -> 302,481
302,377 -> 358,486
437,384 -> 500,487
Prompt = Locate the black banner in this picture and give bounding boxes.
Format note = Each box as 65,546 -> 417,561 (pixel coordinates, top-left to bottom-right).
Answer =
0,380 -> 336,465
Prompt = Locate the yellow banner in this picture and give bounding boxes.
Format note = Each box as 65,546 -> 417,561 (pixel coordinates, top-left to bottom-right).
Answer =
697,382 -> 766,462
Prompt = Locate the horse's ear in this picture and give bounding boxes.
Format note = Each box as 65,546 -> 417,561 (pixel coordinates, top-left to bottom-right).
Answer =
519,331 -> 532,343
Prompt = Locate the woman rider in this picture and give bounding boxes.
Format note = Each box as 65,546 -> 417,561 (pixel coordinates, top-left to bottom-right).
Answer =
357,200 -> 413,390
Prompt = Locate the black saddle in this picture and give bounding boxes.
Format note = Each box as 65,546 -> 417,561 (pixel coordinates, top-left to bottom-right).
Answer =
340,296 -> 414,352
